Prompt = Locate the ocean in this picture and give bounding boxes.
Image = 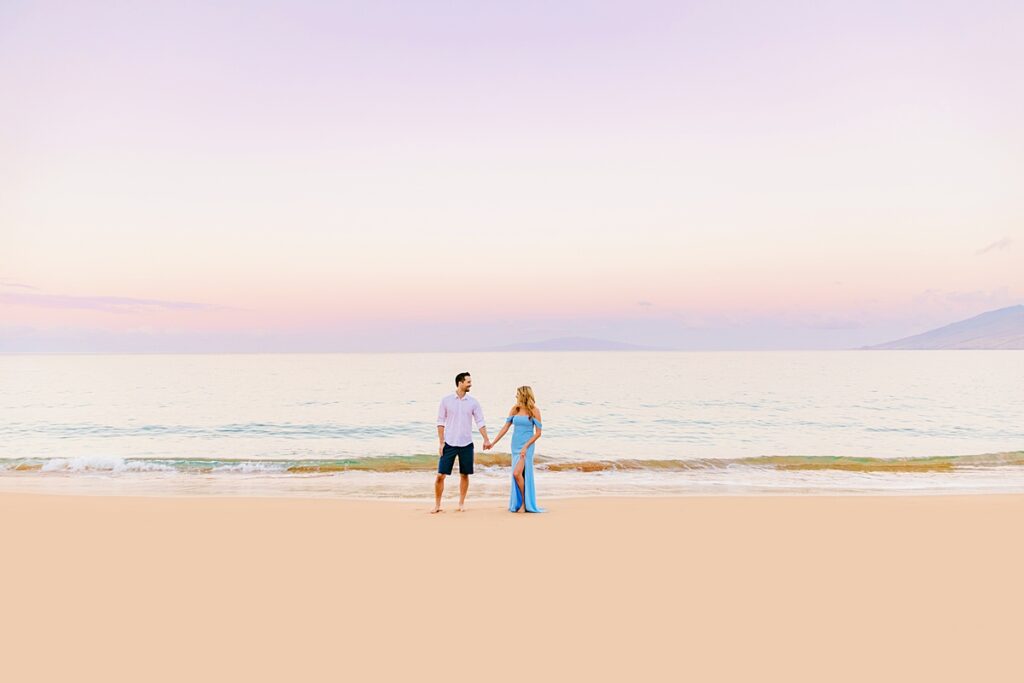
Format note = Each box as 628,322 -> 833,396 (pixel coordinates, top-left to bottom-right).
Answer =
2,351 -> 1022,498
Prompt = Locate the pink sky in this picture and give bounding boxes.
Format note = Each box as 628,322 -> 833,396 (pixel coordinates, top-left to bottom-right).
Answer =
2,0 -> 1022,351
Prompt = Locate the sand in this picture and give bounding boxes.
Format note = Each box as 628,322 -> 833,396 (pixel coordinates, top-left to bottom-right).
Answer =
2,492 -> 1022,682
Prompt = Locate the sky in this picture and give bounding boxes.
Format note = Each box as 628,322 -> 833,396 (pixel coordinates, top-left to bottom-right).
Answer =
1,0 -> 1022,351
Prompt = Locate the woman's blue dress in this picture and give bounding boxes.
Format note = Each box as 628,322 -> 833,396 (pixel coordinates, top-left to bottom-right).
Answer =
507,415 -> 544,512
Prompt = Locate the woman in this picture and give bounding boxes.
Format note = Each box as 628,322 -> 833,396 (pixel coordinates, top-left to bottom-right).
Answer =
489,386 -> 544,513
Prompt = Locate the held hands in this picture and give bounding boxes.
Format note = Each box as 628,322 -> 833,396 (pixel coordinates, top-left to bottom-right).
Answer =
483,440 -> 493,451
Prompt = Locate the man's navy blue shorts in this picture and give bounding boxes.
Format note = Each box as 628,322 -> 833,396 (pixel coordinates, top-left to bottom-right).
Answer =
439,442 -> 474,475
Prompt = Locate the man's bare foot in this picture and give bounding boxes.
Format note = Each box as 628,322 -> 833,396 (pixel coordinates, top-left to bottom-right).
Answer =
456,505 -> 466,512
430,507 -> 444,514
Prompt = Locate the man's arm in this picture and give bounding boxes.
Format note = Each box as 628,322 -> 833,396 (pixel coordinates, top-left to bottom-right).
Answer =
437,400 -> 447,456
473,401 -> 490,449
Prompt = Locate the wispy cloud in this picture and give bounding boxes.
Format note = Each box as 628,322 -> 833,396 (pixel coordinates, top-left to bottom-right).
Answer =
912,287 -> 1015,312
0,291 -> 229,313
0,281 -> 40,290
976,237 -> 1012,255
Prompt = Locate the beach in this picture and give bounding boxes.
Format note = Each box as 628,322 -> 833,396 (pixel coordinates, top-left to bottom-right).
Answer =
7,1 -> 1023,680
3,493 -> 1022,682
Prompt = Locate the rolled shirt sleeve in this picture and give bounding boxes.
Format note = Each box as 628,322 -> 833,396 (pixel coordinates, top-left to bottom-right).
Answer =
472,400 -> 485,429
437,399 -> 447,426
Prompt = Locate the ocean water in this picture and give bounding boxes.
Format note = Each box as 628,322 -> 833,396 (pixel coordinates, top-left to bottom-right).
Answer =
1,351 -> 1022,499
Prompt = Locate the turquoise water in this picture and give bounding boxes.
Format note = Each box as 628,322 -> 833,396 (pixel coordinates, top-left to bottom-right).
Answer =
1,351 -> 1022,497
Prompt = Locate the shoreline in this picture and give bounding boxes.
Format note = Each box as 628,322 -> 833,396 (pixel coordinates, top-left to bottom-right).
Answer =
4,492 -> 1023,681
4,449 -> 1024,500
5,486 -> 1024,501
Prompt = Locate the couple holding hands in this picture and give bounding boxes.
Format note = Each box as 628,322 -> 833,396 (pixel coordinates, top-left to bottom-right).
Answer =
433,371 -> 544,514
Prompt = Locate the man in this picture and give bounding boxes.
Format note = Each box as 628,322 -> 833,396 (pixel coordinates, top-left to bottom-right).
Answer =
433,371 -> 490,513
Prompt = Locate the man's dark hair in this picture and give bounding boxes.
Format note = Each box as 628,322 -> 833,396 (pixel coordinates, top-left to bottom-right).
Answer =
455,372 -> 471,386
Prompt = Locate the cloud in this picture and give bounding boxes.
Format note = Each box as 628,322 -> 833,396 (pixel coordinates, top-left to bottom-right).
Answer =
637,301 -> 653,307
0,291 -> 228,313
912,287 -> 1015,313
0,281 -> 40,290
792,313 -> 865,330
976,237 -> 1012,255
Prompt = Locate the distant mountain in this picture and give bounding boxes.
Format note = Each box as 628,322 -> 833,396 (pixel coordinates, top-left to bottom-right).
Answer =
483,336 -> 659,352
865,305 -> 1024,350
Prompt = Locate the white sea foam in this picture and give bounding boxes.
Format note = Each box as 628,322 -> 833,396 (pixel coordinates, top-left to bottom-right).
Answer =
40,456 -> 175,473
211,461 -> 289,473
4,460 -> 1024,500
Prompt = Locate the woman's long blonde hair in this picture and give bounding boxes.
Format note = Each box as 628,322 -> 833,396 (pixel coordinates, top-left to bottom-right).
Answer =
516,386 -> 538,418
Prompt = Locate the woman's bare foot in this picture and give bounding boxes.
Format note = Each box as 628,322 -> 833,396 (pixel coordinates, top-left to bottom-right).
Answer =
430,507 -> 444,514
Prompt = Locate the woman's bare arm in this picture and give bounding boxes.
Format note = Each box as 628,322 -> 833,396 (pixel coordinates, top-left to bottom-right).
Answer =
489,406 -> 517,447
